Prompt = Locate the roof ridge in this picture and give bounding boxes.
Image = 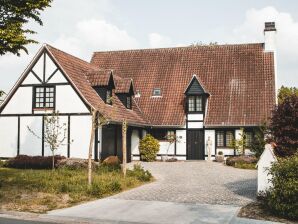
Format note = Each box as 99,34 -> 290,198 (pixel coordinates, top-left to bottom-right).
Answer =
46,44 -> 96,69
92,42 -> 264,54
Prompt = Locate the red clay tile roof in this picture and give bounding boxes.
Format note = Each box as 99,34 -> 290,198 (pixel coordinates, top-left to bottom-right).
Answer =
115,78 -> 133,94
91,44 -> 276,127
86,69 -> 113,86
46,45 -> 148,126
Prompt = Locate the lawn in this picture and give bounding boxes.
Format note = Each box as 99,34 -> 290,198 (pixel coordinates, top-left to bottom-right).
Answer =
0,165 -> 152,213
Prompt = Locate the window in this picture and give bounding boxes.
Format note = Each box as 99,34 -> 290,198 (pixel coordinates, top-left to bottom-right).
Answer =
216,130 -> 235,147
216,131 -> 224,147
188,96 -> 203,112
225,131 -> 234,147
126,96 -> 131,109
34,86 -> 55,109
152,88 -> 161,96
106,89 -> 112,105
245,131 -> 253,147
150,129 -> 175,141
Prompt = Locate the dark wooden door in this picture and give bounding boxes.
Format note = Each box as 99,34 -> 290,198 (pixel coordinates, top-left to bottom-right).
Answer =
187,130 -> 204,160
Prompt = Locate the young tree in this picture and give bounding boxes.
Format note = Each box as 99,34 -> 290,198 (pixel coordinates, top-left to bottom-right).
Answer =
270,94 -> 298,157
87,110 -> 110,185
278,86 -> 298,104
28,111 -> 67,169
122,119 -> 127,176
0,0 -> 52,55
165,132 -> 179,159
230,128 -> 247,156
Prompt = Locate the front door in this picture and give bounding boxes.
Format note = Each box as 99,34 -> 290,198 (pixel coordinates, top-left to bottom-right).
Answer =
187,130 -> 204,160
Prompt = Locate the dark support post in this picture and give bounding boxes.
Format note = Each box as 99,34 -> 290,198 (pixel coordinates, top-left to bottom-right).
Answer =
67,115 -> 70,158
17,116 -> 20,155
42,116 -> 44,156
94,128 -> 98,161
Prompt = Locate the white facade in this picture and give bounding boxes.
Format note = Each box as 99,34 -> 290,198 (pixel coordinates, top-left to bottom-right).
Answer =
257,144 -> 277,193
0,48 -> 93,159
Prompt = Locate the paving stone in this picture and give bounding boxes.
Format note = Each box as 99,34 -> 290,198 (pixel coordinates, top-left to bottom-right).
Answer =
113,161 -> 257,206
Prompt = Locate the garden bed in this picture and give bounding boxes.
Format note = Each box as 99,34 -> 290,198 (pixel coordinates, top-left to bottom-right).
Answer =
239,202 -> 297,224
0,164 -> 152,213
226,155 -> 257,169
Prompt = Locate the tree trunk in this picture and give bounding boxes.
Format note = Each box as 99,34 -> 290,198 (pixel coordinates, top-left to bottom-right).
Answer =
52,150 -> 55,170
122,120 -> 127,177
88,110 -> 97,185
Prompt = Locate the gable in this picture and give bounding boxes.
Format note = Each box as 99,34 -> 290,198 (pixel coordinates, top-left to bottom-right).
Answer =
185,76 -> 206,95
1,46 -> 89,114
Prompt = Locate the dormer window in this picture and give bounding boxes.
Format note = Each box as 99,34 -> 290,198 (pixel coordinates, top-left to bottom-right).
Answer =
188,96 -> 202,112
106,89 -> 112,105
153,88 -> 161,97
126,96 -> 131,109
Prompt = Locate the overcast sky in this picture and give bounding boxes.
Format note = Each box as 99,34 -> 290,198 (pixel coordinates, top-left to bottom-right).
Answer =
1,0 -> 298,93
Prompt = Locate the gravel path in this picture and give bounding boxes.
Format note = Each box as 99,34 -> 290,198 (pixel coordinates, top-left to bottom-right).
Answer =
112,161 -> 257,206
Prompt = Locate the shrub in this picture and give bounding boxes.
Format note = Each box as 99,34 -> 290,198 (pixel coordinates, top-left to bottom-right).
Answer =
250,125 -> 267,158
56,158 -> 99,170
0,160 -> 6,168
127,164 -> 152,182
218,151 -> 223,155
5,155 -> 65,169
269,94 -> 298,157
226,156 -> 257,167
261,153 -> 298,220
139,134 -> 160,162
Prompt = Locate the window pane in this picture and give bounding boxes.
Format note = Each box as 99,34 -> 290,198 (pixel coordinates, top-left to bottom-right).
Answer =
188,96 -> 195,111
34,86 -> 54,109
245,132 -> 253,147
153,88 -> 161,96
106,90 -> 111,104
196,96 -> 202,111
126,96 -> 131,108
217,131 -> 224,147
226,131 -> 234,147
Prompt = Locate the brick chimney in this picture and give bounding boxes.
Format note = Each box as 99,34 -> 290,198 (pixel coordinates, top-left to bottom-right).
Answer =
264,22 -> 277,52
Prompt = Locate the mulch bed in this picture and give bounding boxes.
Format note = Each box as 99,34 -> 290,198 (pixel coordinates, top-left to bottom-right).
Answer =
238,202 -> 298,224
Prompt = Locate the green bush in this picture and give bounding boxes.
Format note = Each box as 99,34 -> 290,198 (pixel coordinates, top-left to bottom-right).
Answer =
127,164 -> 152,182
250,125 -> 267,158
0,160 -> 6,168
139,134 -> 160,162
262,153 -> 298,220
226,156 -> 257,167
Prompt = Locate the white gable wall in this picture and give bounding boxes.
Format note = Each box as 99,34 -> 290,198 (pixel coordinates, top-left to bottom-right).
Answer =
56,85 -> 89,113
0,117 -> 18,157
1,49 -> 89,115
70,116 -> 92,159
20,116 -> 42,156
1,87 -> 32,114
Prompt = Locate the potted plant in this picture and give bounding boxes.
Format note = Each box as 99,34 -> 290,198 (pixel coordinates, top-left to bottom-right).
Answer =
215,151 -> 224,162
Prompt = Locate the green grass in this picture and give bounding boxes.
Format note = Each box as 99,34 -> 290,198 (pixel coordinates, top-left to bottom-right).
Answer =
0,165 -> 152,213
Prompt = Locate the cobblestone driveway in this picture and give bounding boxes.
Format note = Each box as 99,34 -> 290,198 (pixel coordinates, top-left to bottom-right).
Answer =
112,161 -> 257,206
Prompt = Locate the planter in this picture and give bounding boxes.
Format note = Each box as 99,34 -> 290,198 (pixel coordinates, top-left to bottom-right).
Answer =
161,155 -> 168,162
215,155 -> 224,162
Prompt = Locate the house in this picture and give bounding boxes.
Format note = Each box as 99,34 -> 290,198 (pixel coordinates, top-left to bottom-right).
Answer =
257,144 -> 277,193
0,22 -> 277,161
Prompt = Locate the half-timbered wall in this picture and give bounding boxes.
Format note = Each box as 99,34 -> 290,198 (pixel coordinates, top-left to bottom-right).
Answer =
0,47 -> 93,159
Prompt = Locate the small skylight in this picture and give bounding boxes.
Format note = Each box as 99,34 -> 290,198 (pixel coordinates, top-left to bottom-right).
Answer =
152,88 -> 162,97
